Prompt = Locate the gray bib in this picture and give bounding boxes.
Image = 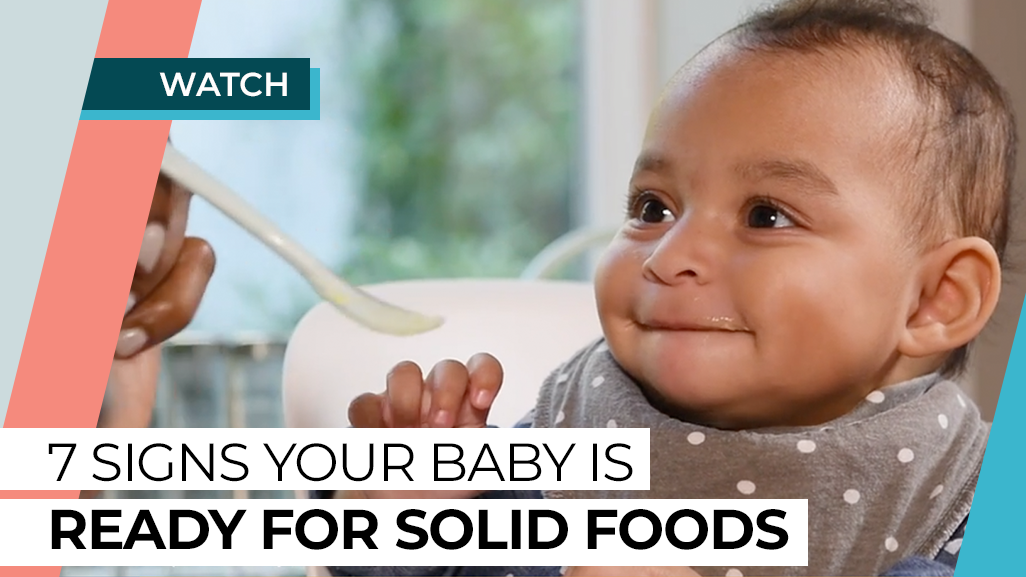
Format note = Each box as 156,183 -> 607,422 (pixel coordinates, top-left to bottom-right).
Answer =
532,340 -> 988,577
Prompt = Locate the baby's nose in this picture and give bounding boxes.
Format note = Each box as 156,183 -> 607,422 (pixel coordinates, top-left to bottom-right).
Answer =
641,218 -> 723,286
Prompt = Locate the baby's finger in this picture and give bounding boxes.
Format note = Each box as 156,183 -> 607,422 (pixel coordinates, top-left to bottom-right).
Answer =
117,237 -> 215,358
386,361 -> 424,428
425,360 -> 470,428
466,353 -> 503,409
349,393 -> 386,428
456,353 -> 504,427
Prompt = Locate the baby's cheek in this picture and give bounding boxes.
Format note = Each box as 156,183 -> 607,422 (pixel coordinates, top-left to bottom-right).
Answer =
757,261 -> 897,382
594,241 -> 641,316
745,265 -> 857,365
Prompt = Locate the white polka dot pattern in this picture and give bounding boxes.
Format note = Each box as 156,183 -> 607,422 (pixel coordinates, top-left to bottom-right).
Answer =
529,338 -> 984,576
885,537 -> 899,552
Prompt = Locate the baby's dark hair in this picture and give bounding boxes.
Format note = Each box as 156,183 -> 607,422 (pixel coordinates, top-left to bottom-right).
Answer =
730,0 -> 1018,376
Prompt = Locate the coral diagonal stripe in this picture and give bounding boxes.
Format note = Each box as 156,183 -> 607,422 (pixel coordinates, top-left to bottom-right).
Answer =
1,0 -> 202,574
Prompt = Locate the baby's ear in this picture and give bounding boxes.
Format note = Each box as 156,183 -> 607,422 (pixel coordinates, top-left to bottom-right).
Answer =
899,237 -> 1001,358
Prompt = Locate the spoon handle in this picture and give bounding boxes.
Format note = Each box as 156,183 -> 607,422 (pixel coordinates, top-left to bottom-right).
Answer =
159,143 -> 443,336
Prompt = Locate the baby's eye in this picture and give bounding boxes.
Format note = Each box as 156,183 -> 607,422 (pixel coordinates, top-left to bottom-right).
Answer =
633,196 -> 676,224
747,204 -> 795,229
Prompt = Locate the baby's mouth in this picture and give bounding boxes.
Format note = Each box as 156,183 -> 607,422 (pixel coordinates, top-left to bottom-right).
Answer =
635,316 -> 752,333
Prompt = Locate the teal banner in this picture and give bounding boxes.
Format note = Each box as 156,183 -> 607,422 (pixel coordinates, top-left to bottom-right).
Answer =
81,58 -> 312,112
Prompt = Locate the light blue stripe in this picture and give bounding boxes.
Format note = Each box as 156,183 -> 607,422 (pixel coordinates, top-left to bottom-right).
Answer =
80,68 -> 321,120
0,0 -> 108,425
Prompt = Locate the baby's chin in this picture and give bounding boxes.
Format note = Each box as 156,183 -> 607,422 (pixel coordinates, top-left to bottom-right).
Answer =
632,328 -> 755,377
638,370 -> 754,423
619,338 -> 766,426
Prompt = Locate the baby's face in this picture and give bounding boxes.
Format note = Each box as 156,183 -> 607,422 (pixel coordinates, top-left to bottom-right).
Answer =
595,46 -> 929,429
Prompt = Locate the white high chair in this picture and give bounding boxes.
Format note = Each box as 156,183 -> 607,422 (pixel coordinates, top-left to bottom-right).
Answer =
282,278 -> 602,431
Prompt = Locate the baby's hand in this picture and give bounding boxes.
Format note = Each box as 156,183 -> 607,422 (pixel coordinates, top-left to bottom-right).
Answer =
348,353 -> 503,429
338,354 -> 503,501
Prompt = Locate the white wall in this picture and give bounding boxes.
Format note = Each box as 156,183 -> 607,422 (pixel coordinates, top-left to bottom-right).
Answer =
962,0 -> 1026,421
580,0 -> 660,229
656,0 -> 766,86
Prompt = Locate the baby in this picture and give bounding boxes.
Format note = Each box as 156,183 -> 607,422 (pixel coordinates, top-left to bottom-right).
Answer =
318,0 -> 1018,575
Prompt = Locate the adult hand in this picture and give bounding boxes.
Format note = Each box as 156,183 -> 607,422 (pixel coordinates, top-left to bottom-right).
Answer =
116,169 -> 215,358
87,164 -> 215,498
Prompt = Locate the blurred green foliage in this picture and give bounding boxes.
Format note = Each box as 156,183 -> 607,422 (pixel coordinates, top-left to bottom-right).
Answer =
336,0 -> 581,283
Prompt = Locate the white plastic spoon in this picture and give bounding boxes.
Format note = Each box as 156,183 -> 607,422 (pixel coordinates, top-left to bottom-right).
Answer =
159,142 -> 444,336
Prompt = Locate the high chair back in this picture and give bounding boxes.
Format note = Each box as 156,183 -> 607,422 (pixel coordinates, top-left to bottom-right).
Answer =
282,279 -> 602,431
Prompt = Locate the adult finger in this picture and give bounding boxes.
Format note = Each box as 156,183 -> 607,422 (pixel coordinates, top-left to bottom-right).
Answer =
128,173 -> 191,309
117,237 -> 214,358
